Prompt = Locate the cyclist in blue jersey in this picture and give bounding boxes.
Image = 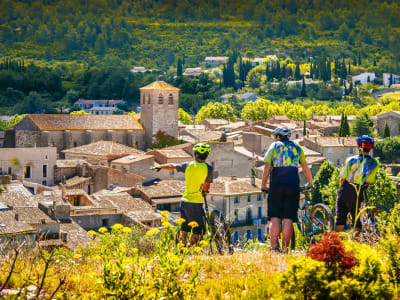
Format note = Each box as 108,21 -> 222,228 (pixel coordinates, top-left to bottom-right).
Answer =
154,143 -> 213,245
261,127 -> 314,252
335,135 -> 379,233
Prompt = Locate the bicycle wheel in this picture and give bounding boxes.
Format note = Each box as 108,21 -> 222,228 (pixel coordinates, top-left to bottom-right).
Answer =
358,204 -> 388,244
209,210 -> 234,255
309,203 -> 334,235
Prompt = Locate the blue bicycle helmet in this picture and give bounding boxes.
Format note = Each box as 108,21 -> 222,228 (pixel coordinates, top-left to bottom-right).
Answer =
356,135 -> 374,150
272,126 -> 291,138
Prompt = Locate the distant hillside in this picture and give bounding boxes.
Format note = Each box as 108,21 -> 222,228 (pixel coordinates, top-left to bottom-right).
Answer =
0,0 -> 400,70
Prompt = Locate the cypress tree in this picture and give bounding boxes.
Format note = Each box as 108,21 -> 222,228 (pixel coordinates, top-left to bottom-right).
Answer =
303,119 -> 307,136
300,77 -> 307,97
373,56 -> 377,66
342,115 -> 350,137
177,58 -> 182,76
358,52 -> 362,66
348,61 -> 351,75
339,114 -> 344,136
294,63 -> 301,80
384,123 -> 391,138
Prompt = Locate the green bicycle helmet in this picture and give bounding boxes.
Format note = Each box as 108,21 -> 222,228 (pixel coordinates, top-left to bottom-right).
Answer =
193,143 -> 211,154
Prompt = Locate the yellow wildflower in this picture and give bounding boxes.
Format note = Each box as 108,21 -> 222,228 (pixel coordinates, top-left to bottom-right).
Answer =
194,247 -> 202,253
120,243 -> 127,249
146,228 -> 160,236
199,240 -> 209,248
122,227 -> 132,233
160,210 -> 170,217
161,217 -> 169,223
87,230 -> 97,236
93,255 -> 102,261
111,223 -> 123,231
98,227 -> 108,233
176,218 -> 186,226
162,221 -> 171,228
131,247 -> 138,254
188,221 -> 199,228
73,254 -> 82,259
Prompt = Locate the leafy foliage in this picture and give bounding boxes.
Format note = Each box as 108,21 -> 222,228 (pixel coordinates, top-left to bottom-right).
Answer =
367,168 -> 398,210
374,137 -> 400,163
178,108 -> 193,125
195,102 -> 235,124
152,131 -> 180,149
311,161 -> 336,205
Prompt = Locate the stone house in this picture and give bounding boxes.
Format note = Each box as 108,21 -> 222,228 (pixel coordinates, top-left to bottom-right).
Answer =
199,119 -> 230,130
13,206 -> 59,238
205,56 -> 228,67
0,210 -> 37,247
74,99 -> 124,113
352,72 -> 376,86
146,149 -> 192,165
0,181 -> 37,208
62,140 -> 144,166
303,136 -> 358,167
6,114 -> 145,153
0,147 -> 56,186
207,176 -> 266,243
376,111 -> 400,137
183,67 -> 204,76
110,154 -> 155,181
133,180 -> 185,213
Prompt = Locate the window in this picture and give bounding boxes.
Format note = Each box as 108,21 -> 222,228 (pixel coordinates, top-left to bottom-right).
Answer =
158,93 -> 163,104
234,209 -> 238,221
43,165 -> 47,178
24,165 -> 31,179
147,95 -> 151,104
102,219 -> 109,227
44,155 -> 48,160
234,197 -> 239,204
42,180 -> 47,186
349,148 -> 354,154
0,168 -> 2,175
246,230 -> 252,240
8,167 -> 12,175
248,195 -> 251,202
73,142 -> 78,147
142,94 -> 145,104
337,159 -> 340,166
257,194 -> 262,201
233,231 -> 239,244
257,228 -> 262,241
246,208 -> 252,224
258,207 -> 262,219
168,94 -> 173,105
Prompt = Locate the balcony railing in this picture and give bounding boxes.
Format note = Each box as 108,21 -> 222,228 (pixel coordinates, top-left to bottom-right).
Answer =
229,217 -> 267,227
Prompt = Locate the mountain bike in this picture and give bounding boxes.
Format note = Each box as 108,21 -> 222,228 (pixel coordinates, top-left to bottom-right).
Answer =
203,194 -> 234,255
292,185 -> 334,249
345,184 -> 388,244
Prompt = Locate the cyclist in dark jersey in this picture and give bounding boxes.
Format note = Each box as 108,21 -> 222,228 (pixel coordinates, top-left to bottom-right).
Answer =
261,127 -> 314,252
155,143 -> 213,245
335,135 -> 379,233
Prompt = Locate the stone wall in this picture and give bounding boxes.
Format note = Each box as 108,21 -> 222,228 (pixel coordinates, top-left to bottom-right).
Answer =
242,132 -> 274,155
15,131 -> 41,148
377,114 -> 400,137
72,213 -> 123,230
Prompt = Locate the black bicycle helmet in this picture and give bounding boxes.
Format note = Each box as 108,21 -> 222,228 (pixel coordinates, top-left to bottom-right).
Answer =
272,126 -> 291,138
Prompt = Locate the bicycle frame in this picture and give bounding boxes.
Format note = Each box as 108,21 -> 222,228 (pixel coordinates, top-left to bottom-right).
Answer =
298,195 -> 321,237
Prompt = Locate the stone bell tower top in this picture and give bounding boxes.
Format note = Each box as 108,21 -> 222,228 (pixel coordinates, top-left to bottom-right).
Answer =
139,81 -> 180,148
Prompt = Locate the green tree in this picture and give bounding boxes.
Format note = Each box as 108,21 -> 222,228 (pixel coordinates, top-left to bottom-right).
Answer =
152,130 -> 179,149
178,108 -> 193,125
374,137 -> 400,163
195,102 -> 235,124
311,161 -> 336,205
351,113 -> 373,136
177,58 -> 183,77
241,98 -> 278,121
303,119 -> 307,136
321,167 -> 341,213
384,123 -> 391,138
70,110 -> 90,115
342,115 -> 350,137
367,168 -> 398,210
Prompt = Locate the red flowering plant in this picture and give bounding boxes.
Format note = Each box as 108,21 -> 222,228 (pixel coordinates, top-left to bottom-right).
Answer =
308,232 -> 357,277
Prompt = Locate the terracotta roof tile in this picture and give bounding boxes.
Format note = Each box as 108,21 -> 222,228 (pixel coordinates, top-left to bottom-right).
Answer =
139,81 -> 179,91
0,183 -> 36,208
304,136 -> 358,147
13,207 -> 57,225
23,115 -> 143,131
0,210 -> 36,236
92,191 -> 152,213
62,141 -> 144,158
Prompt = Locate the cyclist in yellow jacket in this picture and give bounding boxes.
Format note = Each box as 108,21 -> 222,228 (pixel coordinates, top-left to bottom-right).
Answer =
155,143 -> 213,245
335,135 -> 379,232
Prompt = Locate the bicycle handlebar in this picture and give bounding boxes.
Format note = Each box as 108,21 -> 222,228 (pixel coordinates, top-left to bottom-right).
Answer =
150,166 -> 162,172
300,184 -> 313,193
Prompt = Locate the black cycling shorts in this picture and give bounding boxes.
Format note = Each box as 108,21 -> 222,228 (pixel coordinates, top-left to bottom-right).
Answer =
267,184 -> 299,222
180,201 -> 206,235
336,180 -> 366,229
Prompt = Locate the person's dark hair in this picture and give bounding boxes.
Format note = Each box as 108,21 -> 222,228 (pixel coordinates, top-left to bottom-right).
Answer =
195,151 -> 209,161
277,134 -> 289,141
360,146 -> 371,154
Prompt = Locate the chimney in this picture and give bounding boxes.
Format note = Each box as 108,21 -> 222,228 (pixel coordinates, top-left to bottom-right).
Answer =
231,176 -> 237,181
15,213 -> 19,221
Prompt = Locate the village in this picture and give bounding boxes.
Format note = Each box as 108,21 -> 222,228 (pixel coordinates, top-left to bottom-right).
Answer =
0,80 -> 399,250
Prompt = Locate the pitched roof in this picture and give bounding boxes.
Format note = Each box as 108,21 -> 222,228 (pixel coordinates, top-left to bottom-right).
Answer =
137,180 -> 185,199
209,177 -> 262,196
62,141 -> 144,158
0,210 -> 36,236
201,119 -> 230,125
0,183 -> 36,208
304,136 -> 358,147
74,99 -> 123,105
92,190 -> 153,213
147,149 -> 192,159
22,115 -> 143,131
60,220 -> 92,250
139,81 -> 179,91
111,154 -> 154,165
13,207 -> 57,225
